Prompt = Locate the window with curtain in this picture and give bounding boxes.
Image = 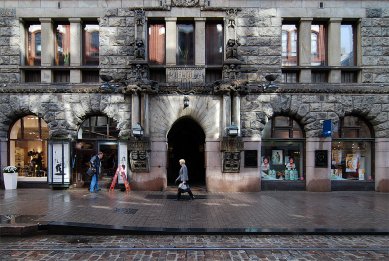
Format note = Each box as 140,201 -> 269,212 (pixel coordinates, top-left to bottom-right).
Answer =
205,22 -> 223,65
177,23 -> 194,65
311,23 -> 327,66
55,24 -> 71,66
83,24 -> 99,65
26,24 -> 41,66
148,23 -> 166,65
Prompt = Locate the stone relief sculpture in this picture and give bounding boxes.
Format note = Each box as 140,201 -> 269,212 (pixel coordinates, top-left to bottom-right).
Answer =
225,39 -> 240,60
172,0 -> 200,7
133,39 -> 145,59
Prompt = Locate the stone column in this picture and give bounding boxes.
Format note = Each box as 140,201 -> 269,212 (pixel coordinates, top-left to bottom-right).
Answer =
132,93 -> 140,128
375,138 -> 389,192
232,93 -> 240,136
305,137 -> 331,192
69,18 -> 82,83
328,18 -> 342,83
0,138 -> 8,175
299,18 -> 312,83
40,18 -> 54,83
222,94 -> 231,137
165,18 -> 177,66
194,18 -> 206,66
142,93 -> 150,136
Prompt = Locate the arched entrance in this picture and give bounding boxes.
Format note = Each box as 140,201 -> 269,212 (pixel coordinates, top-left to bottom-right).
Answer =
167,117 -> 205,186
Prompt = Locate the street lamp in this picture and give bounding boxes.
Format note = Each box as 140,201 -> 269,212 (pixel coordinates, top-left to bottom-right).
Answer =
132,122 -> 144,138
226,122 -> 239,137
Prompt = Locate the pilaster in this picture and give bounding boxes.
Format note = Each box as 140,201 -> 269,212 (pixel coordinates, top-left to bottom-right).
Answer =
194,18 -> 206,66
165,18 -> 177,66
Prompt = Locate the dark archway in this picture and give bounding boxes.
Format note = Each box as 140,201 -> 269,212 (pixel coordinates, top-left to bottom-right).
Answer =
167,117 -> 205,186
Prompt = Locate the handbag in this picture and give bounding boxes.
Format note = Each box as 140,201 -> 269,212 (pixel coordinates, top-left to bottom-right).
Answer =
178,182 -> 188,191
86,167 -> 96,177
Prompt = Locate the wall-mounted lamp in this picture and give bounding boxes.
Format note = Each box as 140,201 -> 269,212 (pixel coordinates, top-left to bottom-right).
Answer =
132,122 -> 144,138
226,122 -> 239,137
263,74 -> 278,90
183,96 -> 189,109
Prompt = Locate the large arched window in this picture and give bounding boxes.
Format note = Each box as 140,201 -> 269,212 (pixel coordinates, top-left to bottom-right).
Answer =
9,116 -> 49,180
261,116 -> 305,181
331,116 -> 374,181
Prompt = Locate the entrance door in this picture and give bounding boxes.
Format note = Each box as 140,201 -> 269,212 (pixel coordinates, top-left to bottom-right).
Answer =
167,117 -> 205,185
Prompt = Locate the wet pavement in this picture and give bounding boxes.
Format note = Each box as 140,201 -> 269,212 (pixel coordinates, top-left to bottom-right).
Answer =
0,234 -> 388,260
0,188 -> 388,235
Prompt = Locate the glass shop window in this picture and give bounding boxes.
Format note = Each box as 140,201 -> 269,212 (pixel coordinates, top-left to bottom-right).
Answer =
261,116 -> 305,181
9,116 -> 49,180
177,23 -> 194,65
26,24 -> 41,66
331,116 -> 374,181
77,116 -> 119,140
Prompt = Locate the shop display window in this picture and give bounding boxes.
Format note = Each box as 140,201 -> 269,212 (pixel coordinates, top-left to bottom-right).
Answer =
8,116 -> 49,180
331,116 -> 374,181
261,116 -> 305,181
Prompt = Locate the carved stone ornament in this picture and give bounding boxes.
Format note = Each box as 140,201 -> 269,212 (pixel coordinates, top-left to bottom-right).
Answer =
220,137 -> 244,152
133,38 -> 145,59
135,9 -> 145,25
172,0 -> 199,7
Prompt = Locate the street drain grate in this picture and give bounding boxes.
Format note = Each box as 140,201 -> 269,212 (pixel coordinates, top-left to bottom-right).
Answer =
113,208 -> 138,214
0,214 -> 44,224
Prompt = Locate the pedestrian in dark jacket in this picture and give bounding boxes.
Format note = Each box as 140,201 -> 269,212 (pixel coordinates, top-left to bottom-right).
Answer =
175,159 -> 194,200
89,151 -> 103,193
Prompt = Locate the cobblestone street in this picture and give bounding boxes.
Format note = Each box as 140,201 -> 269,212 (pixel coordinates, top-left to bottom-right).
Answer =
1,235 -> 388,260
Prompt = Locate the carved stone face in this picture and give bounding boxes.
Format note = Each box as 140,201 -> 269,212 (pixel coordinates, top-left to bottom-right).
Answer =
136,39 -> 144,47
227,39 -> 236,47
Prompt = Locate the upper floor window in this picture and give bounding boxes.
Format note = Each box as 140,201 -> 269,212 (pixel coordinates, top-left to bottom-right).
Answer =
341,23 -> 357,66
282,24 -> 298,66
311,23 -> 327,66
205,22 -> 223,65
55,23 -> 71,66
148,22 -> 166,65
26,24 -> 41,66
177,23 -> 194,65
83,24 -> 99,65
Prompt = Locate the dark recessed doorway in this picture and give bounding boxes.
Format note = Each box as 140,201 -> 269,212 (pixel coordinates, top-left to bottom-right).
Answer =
167,117 -> 205,186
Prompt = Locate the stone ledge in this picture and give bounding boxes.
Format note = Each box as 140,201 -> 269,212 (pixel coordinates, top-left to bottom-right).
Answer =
0,223 -> 39,236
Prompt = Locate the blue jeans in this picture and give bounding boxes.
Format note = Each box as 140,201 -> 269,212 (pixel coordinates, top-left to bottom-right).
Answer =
89,174 -> 99,192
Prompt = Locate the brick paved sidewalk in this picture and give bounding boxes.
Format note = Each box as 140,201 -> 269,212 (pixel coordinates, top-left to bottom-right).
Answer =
0,189 -> 388,235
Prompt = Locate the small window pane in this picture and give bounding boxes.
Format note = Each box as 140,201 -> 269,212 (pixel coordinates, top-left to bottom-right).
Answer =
311,24 -> 327,66
53,70 -> 70,83
341,71 -> 357,83
55,24 -> 71,66
27,24 -> 41,66
275,116 -> 290,127
206,22 -> 223,65
83,24 -> 99,65
273,130 -> 290,138
311,71 -> 328,83
282,24 -> 298,66
25,70 -> 41,82
282,71 -> 298,83
177,23 -> 194,65
82,70 -> 100,83
341,24 -> 355,66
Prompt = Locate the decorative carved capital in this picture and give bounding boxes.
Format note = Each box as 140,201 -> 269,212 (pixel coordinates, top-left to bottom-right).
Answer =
134,9 -> 145,25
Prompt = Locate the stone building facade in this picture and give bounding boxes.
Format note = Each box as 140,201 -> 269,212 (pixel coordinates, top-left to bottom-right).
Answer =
0,0 -> 388,192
